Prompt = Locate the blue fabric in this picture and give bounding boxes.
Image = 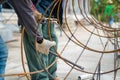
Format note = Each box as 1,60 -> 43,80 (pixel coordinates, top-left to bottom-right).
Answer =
109,17 -> 114,26
0,4 -> 2,12
0,36 -> 8,80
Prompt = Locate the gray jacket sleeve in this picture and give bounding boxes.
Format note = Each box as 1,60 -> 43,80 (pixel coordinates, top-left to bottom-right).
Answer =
8,0 -> 43,43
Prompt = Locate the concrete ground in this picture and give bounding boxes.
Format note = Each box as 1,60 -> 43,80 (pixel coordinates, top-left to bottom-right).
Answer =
0,11 -> 120,80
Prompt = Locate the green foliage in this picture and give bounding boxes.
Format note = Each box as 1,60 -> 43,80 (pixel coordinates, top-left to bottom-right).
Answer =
90,0 -> 118,22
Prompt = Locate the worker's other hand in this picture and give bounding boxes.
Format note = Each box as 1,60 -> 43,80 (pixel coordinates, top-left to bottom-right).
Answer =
36,39 -> 56,55
33,10 -> 45,23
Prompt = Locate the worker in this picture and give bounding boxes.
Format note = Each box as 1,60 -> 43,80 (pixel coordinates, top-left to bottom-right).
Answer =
104,0 -> 115,27
0,0 -> 56,80
24,0 -> 64,80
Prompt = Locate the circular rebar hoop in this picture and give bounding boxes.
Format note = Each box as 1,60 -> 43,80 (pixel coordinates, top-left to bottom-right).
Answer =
0,0 -> 120,80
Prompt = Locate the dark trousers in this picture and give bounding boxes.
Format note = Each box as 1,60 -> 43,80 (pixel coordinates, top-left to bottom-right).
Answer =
24,22 -> 58,80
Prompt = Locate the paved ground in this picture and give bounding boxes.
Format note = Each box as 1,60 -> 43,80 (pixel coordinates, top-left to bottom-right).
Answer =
0,11 -> 120,80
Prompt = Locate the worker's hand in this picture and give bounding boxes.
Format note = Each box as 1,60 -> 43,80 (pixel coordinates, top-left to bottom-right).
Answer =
36,39 -> 56,55
33,10 -> 45,23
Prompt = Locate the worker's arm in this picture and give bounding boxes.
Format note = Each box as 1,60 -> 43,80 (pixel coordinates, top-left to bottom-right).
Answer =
8,0 -> 43,43
31,1 -> 45,23
8,0 -> 56,54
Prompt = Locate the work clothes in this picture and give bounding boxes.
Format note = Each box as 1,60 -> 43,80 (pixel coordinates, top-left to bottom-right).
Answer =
104,4 -> 115,17
28,0 -> 64,79
24,21 -> 58,80
0,36 -> 8,80
104,4 -> 115,26
8,0 -> 43,43
0,4 -> 2,12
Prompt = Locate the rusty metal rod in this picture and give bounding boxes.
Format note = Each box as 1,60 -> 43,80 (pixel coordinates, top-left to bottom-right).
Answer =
49,51 -> 84,70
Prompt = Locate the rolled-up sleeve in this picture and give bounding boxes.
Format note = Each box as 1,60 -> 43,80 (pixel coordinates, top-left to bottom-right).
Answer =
8,0 -> 43,43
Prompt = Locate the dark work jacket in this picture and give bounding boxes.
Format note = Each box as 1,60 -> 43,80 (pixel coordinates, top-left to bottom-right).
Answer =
32,0 -> 63,24
8,0 -> 43,43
